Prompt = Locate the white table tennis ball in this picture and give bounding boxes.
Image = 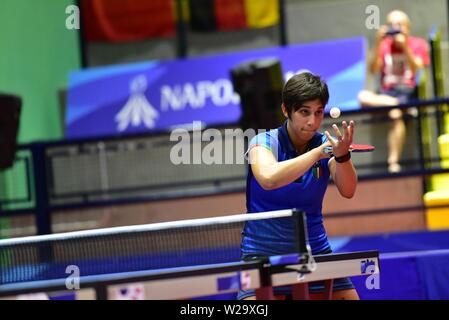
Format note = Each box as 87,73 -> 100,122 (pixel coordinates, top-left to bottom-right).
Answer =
330,107 -> 341,119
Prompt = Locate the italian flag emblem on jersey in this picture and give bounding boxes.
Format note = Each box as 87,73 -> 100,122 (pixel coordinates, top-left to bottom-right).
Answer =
312,162 -> 322,179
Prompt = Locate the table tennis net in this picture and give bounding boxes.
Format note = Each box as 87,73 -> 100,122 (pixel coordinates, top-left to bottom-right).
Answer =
0,209 -> 305,285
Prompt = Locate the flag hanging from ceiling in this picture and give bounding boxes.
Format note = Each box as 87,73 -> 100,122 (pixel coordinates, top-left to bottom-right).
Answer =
81,0 -> 279,42
244,0 -> 279,28
188,0 -> 279,32
81,0 -> 177,42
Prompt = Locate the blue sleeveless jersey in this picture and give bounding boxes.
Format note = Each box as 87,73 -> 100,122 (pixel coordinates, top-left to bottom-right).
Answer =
242,121 -> 331,256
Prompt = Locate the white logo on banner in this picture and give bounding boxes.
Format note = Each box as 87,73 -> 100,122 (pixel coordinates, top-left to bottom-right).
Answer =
160,79 -> 240,111
115,75 -> 159,131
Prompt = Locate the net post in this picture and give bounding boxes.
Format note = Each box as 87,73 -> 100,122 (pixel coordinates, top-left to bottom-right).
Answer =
95,285 -> 108,300
292,209 -> 308,256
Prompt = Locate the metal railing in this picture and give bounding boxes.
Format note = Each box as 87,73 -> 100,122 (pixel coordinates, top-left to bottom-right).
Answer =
1,97 -> 449,236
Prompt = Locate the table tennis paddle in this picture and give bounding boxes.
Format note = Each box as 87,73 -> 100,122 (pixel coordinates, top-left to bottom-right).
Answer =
324,143 -> 375,155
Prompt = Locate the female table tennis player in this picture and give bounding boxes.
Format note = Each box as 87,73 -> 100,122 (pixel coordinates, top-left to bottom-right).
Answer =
238,72 -> 359,300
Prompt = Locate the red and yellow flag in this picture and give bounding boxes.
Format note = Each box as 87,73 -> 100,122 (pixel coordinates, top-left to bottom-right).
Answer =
82,0 -> 280,42
82,0 -> 176,42
188,0 -> 279,31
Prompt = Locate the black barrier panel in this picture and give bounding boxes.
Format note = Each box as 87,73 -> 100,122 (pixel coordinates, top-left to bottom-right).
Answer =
231,58 -> 284,131
0,93 -> 21,171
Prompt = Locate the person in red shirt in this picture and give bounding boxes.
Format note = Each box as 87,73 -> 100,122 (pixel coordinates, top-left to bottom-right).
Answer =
358,10 -> 430,173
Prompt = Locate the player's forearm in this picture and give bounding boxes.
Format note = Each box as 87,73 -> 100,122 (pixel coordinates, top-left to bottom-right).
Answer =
334,160 -> 358,198
257,148 -> 322,190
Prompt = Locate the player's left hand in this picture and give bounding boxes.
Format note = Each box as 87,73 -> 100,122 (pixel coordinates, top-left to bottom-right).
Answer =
324,121 -> 355,158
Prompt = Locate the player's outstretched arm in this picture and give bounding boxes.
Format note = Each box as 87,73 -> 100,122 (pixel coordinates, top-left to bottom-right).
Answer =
249,143 -> 330,190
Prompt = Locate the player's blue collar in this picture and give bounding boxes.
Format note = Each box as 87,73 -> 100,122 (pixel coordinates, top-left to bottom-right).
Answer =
278,120 -> 298,155
278,120 -> 323,155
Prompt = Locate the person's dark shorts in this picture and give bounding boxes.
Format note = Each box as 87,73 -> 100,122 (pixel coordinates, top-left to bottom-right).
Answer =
236,248 -> 355,300
379,85 -> 417,104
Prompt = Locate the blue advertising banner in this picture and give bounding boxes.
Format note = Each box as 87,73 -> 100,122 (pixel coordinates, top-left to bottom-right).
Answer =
66,37 -> 367,138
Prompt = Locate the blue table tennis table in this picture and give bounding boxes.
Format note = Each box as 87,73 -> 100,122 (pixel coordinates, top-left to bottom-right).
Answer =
0,250 -> 379,300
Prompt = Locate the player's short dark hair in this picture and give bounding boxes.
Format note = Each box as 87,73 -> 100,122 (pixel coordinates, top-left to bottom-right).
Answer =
282,72 -> 329,118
